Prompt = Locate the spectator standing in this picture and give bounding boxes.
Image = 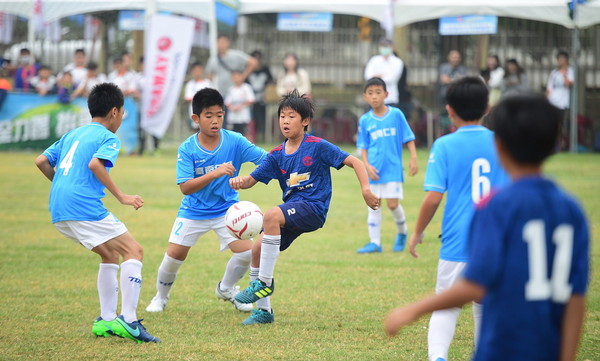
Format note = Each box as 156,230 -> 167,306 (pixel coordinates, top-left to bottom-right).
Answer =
481,54 -> 504,106
364,38 -> 403,107
29,65 -> 57,96
276,53 -> 311,97
72,62 -> 107,98
501,58 -> 529,99
59,48 -> 88,87
108,55 -> 137,97
225,71 -> 255,137
247,50 -> 274,142
57,72 -> 75,104
546,50 -> 574,150
438,50 -> 466,135
13,48 -> 38,91
184,62 -> 214,130
206,34 -> 257,96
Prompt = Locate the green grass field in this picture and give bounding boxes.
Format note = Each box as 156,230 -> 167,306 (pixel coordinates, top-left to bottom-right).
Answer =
0,147 -> 598,361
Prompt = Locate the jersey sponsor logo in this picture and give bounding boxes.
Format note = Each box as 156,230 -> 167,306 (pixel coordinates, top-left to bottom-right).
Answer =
195,161 -> 232,176
370,127 -> 396,141
302,156 -> 313,166
287,172 -> 311,187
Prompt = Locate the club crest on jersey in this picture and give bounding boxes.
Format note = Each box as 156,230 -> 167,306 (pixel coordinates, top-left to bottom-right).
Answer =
302,156 -> 313,166
287,172 -> 311,187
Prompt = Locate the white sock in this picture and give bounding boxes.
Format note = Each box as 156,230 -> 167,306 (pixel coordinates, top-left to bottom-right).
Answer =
120,259 -> 143,323
367,206 -> 382,246
258,235 -> 280,286
428,307 -> 461,361
391,204 -> 408,234
250,266 -> 271,312
221,249 -> 251,290
156,253 -> 184,299
98,263 -> 119,321
472,301 -> 483,348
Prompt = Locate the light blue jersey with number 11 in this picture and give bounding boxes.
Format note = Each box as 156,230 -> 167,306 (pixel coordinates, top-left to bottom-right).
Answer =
42,122 -> 121,223
424,124 -> 509,262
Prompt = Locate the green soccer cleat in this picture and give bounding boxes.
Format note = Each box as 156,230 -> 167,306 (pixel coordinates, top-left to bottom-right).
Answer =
235,279 -> 275,304
242,308 -> 274,325
112,315 -> 160,343
92,317 -> 116,337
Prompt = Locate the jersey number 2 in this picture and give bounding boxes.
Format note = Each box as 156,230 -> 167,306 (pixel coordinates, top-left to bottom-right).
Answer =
59,141 -> 80,176
523,220 -> 573,303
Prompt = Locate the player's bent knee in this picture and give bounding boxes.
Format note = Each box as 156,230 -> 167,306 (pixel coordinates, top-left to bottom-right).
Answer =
263,207 -> 284,227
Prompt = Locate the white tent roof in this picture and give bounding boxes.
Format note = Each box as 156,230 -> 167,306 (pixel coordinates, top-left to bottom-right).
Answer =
0,0 -> 599,28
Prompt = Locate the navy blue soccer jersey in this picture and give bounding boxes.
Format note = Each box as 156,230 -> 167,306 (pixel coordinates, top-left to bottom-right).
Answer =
250,134 -> 349,223
42,122 -> 121,223
464,176 -> 589,361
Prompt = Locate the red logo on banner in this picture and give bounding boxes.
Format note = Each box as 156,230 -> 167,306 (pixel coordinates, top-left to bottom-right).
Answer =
158,37 -> 172,51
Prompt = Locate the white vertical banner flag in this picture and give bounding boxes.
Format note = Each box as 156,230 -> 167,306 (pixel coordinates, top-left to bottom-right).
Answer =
382,0 -> 396,39
84,15 -> 100,41
0,13 -> 15,44
45,19 -> 61,42
141,14 -> 194,138
33,0 -> 44,36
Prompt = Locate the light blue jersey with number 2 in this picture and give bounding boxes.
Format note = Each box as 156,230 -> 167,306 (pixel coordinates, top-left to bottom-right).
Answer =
424,125 -> 509,262
43,122 -> 121,223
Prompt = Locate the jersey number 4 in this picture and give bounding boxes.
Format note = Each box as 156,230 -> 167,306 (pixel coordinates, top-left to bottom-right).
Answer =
59,141 -> 80,176
523,220 -> 573,303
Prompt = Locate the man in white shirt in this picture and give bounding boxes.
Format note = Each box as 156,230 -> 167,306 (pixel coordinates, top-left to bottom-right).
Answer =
364,38 -> 403,107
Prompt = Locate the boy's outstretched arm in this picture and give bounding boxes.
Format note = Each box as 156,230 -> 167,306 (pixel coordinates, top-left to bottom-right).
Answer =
89,158 -> 144,210
409,191 -> 443,258
180,163 -> 236,195
229,175 -> 259,190
384,279 -> 485,337
560,294 -> 586,361
35,155 -> 55,181
406,140 -> 418,176
343,155 -> 379,210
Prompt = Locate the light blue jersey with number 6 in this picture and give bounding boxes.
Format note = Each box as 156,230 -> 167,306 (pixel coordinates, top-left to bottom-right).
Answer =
42,122 -> 121,223
424,124 -> 509,262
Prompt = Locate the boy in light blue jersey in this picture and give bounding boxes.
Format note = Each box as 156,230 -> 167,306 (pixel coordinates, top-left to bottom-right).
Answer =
230,89 -> 379,324
35,83 -> 159,343
356,77 -> 418,254
146,88 -> 267,314
408,76 -> 508,361
385,93 -> 589,361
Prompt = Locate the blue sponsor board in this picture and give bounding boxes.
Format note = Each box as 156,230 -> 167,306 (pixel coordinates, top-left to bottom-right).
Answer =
277,12 -> 333,32
439,15 -> 498,35
0,93 -> 138,153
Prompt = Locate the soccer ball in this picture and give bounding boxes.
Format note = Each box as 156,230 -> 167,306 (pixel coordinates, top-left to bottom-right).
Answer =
224,201 -> 264,239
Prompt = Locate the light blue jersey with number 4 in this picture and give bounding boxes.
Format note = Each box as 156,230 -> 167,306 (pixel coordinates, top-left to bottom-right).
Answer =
424,125 -> 509,262
43,122 -> 121,223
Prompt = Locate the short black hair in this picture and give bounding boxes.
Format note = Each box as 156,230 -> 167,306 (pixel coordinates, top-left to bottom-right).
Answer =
74,48 -> 85,55
364,77 -> 387,92
86,62 -> 98,71
88,83 -> 124,118
445,76 -> 489,121
278,89 -> 314,121
192,88 -> 224,115
490,93 -> 561,166
557,49 -> 569,60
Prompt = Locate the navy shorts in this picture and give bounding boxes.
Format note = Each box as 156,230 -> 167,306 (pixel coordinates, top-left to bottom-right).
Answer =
277,201 -> 325,251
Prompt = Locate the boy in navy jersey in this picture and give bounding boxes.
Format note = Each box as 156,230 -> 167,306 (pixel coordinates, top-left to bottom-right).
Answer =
230,89 -> 379,324
145,88 -> 266,314
384,93 -> 589,361
35,83 -> 159,343
356,77 -> 418,254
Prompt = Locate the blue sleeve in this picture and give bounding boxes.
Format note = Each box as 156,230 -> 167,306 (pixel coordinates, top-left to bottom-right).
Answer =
318,139 -> 349,170
423,140 -> 447,193
92,135 -> 120,168
239,136 -> 267,165
398,111 -> 415,143
356,115 -> 369,150
176,145 -> 195,184
42,139 -> 62,167
250,152 -> 277,184
570,203 -> 590,295
463,201 -> 506,288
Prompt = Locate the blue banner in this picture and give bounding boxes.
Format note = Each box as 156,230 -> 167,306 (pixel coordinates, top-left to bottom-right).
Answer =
0,93 -> 139,153
439,15 -> 498,36
277,13 -> 333,32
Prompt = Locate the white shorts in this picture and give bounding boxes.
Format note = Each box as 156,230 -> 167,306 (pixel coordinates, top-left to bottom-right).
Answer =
54,213 -> 128,250
435,259 -> 467,294
168,216 -> 237,252
369,181 -> 404,200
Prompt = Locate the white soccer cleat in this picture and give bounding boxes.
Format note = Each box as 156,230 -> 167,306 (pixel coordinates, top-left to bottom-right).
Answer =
215,282 -> 254,312
146,294 -> 168,312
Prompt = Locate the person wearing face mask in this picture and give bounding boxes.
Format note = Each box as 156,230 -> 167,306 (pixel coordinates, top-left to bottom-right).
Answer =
364,38 -> 403,108
14,48 -> 39,91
